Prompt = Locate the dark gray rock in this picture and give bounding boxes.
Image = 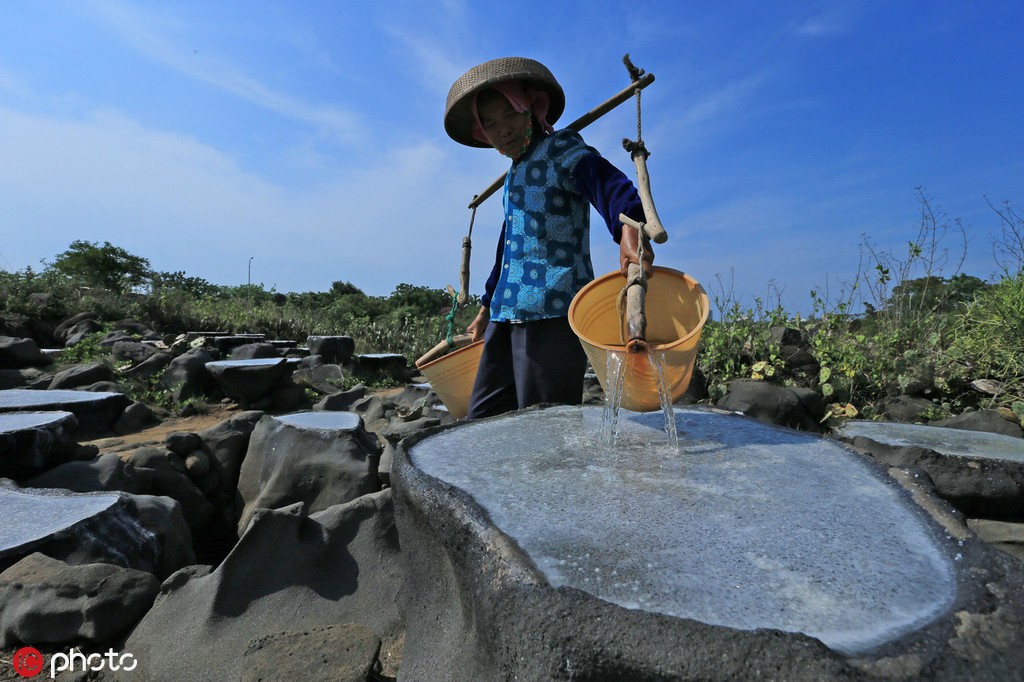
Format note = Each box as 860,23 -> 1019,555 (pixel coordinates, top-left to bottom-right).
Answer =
211,334 -> 265,355
881,394 -> 936,422
204,358 -> 295,408
934,409 -> 1023,438
0,336 -> 52,369
54,313 -> 97,341
0,486 -> 161,574
125,491 -> 403,682
165,431 -> 203,456
240,623 -> 382,682
111,338 -> 160,364
393,406 -> 1024,680
967,518 -> 1024,563
0,388 -> 131,439
121,349 -> 173,382
0,552 -> 159,648
158,348 -> 219,402
60,317 -> 104,347
313,383 -> 366,412
716,379 -> 825,431
293,363 -> 347,395
379,415 -> 441,442
48,362 -> 114,390
0,411 -> 79,479
0,368 -> 50,390
121,493 -> 195,580
114,401 -> 158,435
834,420 -> 1024,518
198,411 -> 263,515
229,342 -> 283,360
236,412 -> 381,534
24,452 -> 141,494
124,447 -> 214,529
306,335 -> 355,364
352,353 -> 411,383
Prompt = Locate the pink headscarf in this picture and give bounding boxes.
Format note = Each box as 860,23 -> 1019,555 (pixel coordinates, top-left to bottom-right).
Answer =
470,81 -> 554,146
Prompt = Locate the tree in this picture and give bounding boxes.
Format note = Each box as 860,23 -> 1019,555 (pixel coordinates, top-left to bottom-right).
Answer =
48,240 -> 152,293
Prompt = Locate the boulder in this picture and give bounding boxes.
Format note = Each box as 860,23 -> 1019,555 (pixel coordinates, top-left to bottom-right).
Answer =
111,339 -> 161,364
834,420 -> 1024,518
198,411 -> 264,513
352,353 -> 411,383
0,553 -> 159,648
125,491 -> 403,681
716,379 -> 825,432
0,486 -> 161,574
24,452 -> 141,494
120,350 -> 173,382
124,447 -> 214,529
0,388 -> 131,439
0,411 -> 80,479
933,409 -> 1023,438
204,358 -> 295,408
0,336 -> 52,369
313,383 -> 367,412
306,335 -> 355,365
236,412 -> 381,535
241,624 -> 382,682
293,363 -> 347,395
229,343 -> 282,360
880,394 -> 936,422
48,362 -> 114,390
158,348 -> 219,402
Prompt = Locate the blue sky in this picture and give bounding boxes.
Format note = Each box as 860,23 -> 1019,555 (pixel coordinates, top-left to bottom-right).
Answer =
1,1 -> 1021,314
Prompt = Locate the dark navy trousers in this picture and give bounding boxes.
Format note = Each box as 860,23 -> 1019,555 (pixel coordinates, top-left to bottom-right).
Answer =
466,316 -> 588,419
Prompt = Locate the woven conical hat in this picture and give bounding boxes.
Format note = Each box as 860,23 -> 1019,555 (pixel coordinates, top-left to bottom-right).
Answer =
444,57 -> 565,148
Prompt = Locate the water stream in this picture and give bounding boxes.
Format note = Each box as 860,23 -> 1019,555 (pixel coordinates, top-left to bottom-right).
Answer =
601,349 -> 678,448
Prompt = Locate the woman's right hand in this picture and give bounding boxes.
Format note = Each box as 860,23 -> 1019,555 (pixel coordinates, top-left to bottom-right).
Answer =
467,305 -> 490,342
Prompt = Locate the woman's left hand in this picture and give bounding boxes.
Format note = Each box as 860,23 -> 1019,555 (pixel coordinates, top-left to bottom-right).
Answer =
619,224 -> 655,278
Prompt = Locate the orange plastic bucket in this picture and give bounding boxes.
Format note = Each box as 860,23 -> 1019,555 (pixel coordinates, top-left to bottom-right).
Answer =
568,266 -> 708,412
416,340 -> 484,419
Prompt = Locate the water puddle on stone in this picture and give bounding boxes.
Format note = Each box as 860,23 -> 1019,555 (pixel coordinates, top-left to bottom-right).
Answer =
602,349 -> 678,449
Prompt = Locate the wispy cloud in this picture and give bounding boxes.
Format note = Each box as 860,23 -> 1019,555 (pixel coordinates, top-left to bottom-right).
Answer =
82,0 -> 362,144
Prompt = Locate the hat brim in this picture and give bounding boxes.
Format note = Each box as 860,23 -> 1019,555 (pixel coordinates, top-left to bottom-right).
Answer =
444,57 -> 565,148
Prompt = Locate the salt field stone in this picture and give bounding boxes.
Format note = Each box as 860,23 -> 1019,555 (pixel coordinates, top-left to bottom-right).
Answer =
836,420 -> 1024,463
408,406 -> 954,654
0,388 -> 129,438
835,420 -> 1024,518
276,411 -> 361,431
0,486 -> 160,573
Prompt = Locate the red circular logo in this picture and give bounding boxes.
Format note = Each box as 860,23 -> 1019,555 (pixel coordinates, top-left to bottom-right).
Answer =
12,647 -> 44,678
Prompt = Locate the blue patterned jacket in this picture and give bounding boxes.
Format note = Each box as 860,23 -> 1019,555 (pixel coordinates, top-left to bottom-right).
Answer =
482,129 -> 645,322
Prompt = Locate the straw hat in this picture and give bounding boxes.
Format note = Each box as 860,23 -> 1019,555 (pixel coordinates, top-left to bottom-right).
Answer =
444,57 -> 565,147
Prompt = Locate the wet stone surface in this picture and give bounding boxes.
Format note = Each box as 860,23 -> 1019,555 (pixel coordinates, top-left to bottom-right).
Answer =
835,420 -> 1024,463
276,411 -> 361,431
409,406 -> 957,655
0,486 -> 119,555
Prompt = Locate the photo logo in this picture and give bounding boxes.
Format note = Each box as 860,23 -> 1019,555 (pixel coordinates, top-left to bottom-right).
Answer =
5,647 -> 139,679
12,647 -> 44,678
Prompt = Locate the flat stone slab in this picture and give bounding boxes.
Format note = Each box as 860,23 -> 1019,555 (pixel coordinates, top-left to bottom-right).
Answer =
205,358 -> 301,369
275,411 -> 361,431
834,420 -> 1024,517
835,420 -> 1024,463
0,411 -> 79,479
1,486 -> 119,554
394,406 -> 1024,680
0,411 -> 76,434
0,389 -> 129,438
410,407 -> 953,654
0,486 -> 159,573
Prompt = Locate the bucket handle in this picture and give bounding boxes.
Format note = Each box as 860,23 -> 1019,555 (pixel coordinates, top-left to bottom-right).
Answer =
415,333 -> 474,369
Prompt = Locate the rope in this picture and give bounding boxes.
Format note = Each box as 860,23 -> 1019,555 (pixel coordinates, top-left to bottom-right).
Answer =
616,228 -> 648,345
444,289 -> 459,345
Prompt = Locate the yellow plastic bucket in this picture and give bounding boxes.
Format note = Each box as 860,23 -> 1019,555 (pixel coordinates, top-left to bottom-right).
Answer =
415,340 -> 484,419
568,266 -> 709,412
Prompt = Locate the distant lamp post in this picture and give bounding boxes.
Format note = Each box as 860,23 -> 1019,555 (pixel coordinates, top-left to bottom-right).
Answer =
247,256 -> 254,309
